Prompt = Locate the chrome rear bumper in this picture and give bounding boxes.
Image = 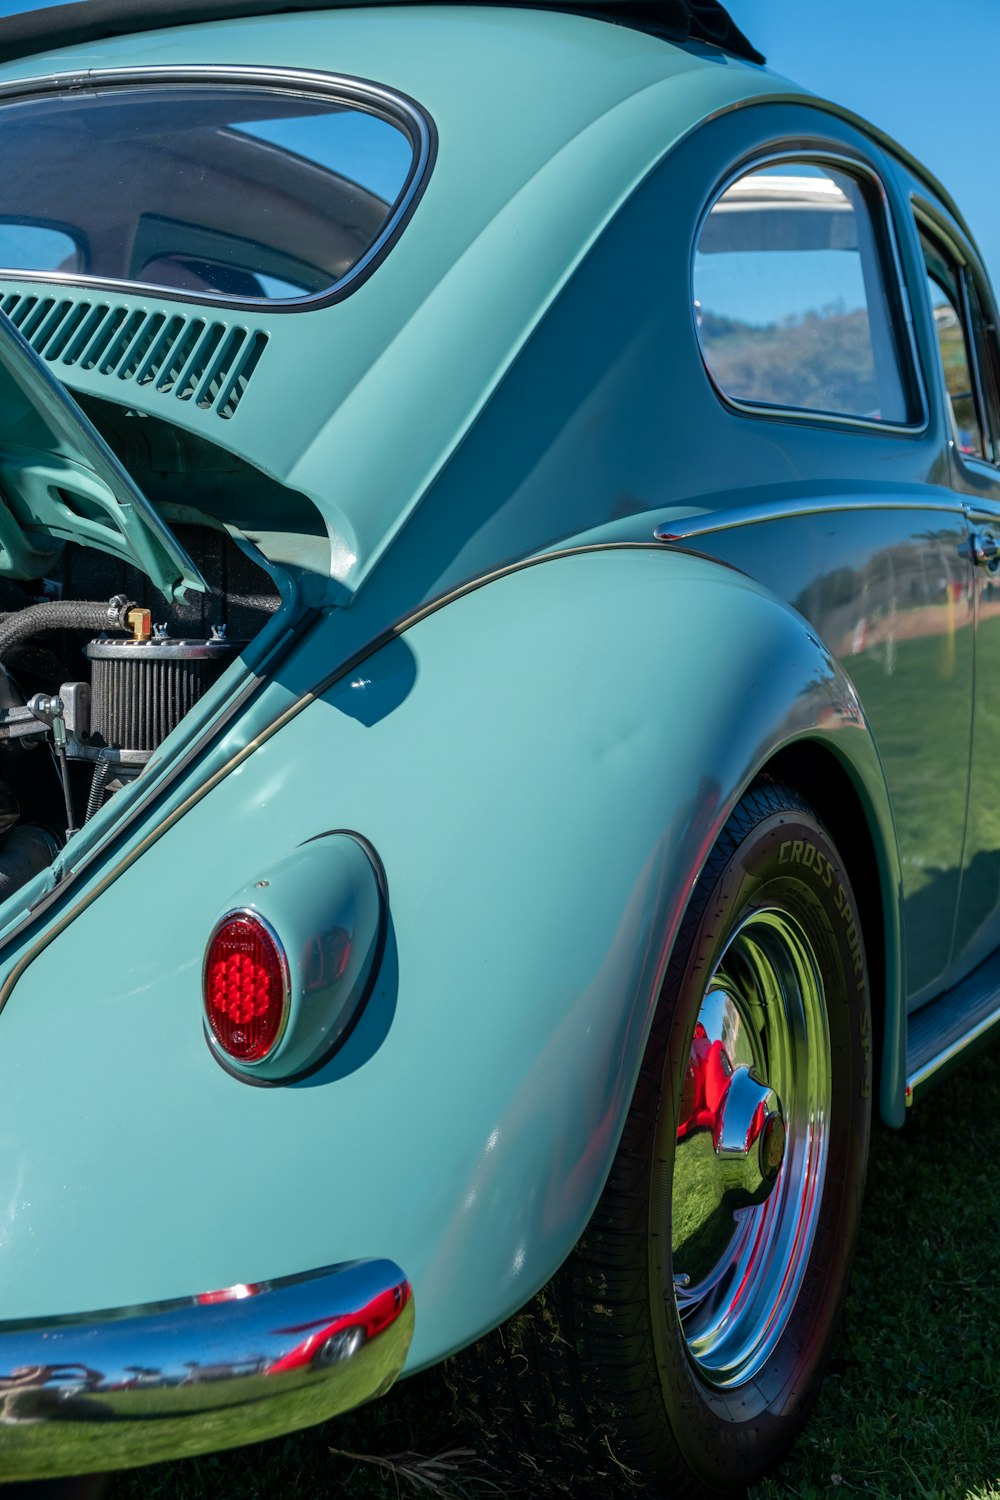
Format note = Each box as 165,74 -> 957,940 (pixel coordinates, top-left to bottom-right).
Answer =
0,1259 -> 413,1480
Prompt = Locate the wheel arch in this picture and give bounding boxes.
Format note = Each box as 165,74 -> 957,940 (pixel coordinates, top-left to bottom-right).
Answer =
763,737 -> 905,1126
0,545 -> 909,1368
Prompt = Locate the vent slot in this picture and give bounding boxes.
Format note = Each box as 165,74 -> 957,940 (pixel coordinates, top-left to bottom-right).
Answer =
218,331 -> 268,420
1,292 -> 266,418
178,325 -> 224,402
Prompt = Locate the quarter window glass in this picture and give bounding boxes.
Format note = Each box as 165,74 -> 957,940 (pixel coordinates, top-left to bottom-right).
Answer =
694,162 -> 913,424
920,232 -> 988,461
967,275 -> 1000,459
925,275 -> 984,458
0,83 -> 418,304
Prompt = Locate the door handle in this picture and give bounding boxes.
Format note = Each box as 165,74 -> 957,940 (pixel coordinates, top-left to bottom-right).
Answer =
971,529 -> 1000,567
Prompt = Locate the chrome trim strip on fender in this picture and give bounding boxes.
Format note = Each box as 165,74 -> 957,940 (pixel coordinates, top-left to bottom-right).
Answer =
653,494 -> 963,543
0,1258 -> 414,1480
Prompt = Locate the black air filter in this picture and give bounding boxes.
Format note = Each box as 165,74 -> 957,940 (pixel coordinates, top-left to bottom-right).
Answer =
86,635 -> 231,754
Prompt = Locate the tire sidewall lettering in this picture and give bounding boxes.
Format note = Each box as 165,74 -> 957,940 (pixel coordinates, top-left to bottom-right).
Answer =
646,799 -> 872,1489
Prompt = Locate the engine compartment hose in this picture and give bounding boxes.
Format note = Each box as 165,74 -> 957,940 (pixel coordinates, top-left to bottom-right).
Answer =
0,824 -> 60,903
0,596 -> 134,661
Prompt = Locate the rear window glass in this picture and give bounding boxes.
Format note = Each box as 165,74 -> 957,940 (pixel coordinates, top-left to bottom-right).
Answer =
0,81 -> 423,305
693,162 -> 916,426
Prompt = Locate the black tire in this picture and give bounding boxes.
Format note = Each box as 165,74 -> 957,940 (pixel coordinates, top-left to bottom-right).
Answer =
453,779 -> 872,1497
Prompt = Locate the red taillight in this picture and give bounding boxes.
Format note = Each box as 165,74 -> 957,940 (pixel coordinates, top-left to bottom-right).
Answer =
204,913 -> 288,1062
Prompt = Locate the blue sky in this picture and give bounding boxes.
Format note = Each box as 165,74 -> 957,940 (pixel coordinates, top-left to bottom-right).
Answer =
725,0 -> 1000,284
0,0 -> 992,283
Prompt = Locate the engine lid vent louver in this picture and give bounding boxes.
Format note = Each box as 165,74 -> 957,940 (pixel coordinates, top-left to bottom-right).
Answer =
0,294 -> 267,420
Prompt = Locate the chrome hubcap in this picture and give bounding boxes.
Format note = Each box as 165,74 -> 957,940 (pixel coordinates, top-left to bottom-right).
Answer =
667,907 -> 830,1388
709,1063 -> 785,1209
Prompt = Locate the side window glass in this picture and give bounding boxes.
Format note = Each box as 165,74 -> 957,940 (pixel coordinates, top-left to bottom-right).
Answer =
968,278 -> 1000,459
920,231 -> 987,460
694,161 -> 915,425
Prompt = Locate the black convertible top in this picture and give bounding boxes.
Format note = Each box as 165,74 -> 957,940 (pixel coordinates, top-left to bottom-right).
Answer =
0,0 -> 764,67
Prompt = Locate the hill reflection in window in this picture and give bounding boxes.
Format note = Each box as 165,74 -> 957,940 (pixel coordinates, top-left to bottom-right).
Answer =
0,83 -> 416,304
694,163 -> 912,424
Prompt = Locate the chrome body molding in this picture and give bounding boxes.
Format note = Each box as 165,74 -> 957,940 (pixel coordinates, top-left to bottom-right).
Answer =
905,1003 -> 1000,1103
653,493 -> 963,544
0,1258 -> 413,1479
905,945 -> 1000,1104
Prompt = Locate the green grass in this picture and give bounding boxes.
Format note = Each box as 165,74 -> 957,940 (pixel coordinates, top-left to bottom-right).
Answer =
752,1037 -> 1000,1500
112,1039 -> 1000,1500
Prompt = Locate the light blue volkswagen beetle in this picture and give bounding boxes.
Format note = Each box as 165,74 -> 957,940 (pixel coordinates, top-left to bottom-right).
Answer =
0,0 -> 991,1493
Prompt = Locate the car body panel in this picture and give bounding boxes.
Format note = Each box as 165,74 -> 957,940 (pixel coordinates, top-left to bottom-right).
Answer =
899,186 -> 1000,986
0,546 -> 899,1359
0,6 -> 991,1471
0,8 -> 800,599
669,503 -> 974,1007
318,95 -> 973,1025
0,69 -> 969,1131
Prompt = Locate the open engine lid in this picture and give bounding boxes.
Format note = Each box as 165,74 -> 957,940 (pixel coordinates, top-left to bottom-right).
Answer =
0,313 -> 206,601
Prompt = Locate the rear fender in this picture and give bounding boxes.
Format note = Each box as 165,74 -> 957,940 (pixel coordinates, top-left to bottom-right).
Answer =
0,547 -> 901,1366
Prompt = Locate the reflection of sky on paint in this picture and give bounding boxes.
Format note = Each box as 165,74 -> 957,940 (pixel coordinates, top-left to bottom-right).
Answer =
695,249 -> 869,327
232,111 -> 412,204
0,0 -> 82,11
0,0 -> 90,11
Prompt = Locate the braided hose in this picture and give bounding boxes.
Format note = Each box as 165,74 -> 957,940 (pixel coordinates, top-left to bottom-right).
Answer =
0,596 -> 133,661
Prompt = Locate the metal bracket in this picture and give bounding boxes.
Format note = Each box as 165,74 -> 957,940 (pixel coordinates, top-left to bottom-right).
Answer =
0,706 -> 48,742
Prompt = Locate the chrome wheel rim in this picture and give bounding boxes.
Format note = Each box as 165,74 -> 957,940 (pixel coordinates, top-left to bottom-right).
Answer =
666,906 -> 831,1389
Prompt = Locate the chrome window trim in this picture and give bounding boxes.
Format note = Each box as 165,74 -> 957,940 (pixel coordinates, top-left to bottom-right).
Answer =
0,64 -> 436,314
691,146 -> 929,437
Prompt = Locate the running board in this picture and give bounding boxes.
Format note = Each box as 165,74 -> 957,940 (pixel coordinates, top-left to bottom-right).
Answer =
906,945 -> 1000,1105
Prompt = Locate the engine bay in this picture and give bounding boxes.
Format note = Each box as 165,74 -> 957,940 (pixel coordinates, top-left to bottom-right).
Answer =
0,523 -> 280,901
